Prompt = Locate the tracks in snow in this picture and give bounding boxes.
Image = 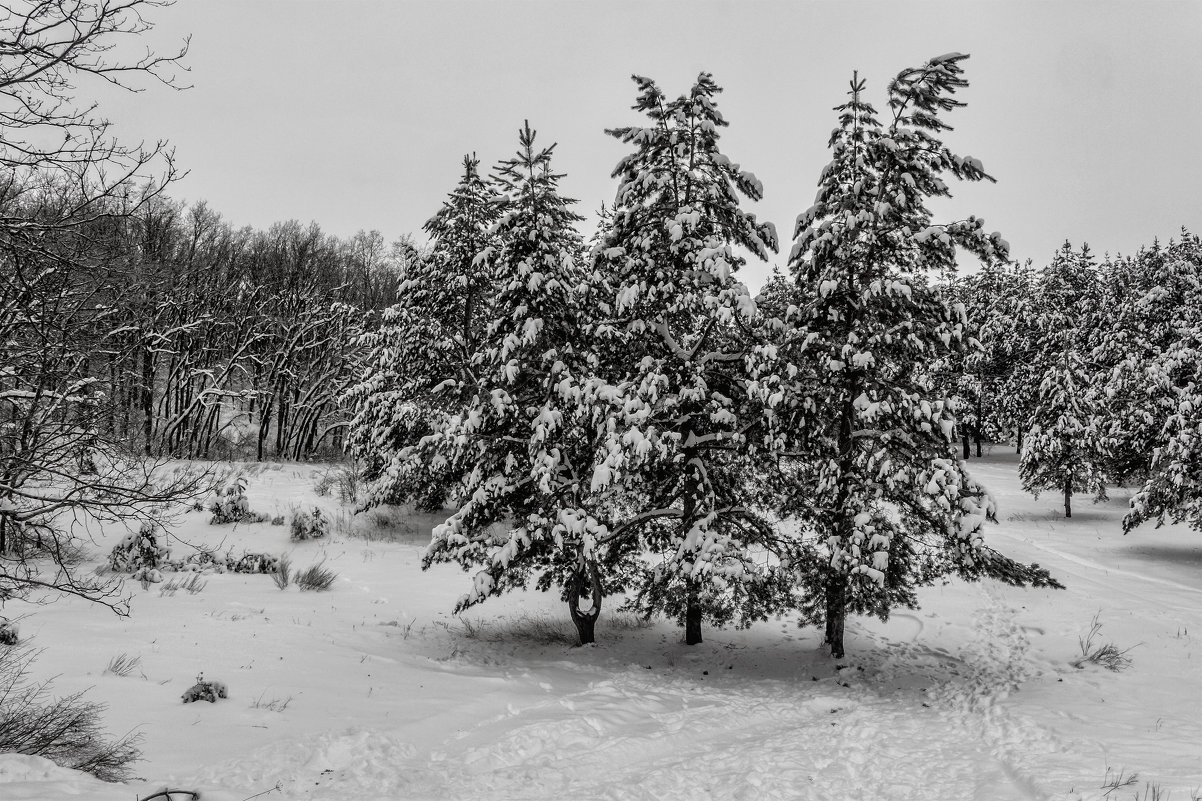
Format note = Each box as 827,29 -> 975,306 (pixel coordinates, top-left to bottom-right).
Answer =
189,591 -> 1071,801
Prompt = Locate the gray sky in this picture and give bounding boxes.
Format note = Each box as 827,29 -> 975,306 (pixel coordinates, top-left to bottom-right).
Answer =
105,1 -> 1201,290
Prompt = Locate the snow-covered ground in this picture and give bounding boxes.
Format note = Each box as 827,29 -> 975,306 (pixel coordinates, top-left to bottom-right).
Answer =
2,451 -> 1200,801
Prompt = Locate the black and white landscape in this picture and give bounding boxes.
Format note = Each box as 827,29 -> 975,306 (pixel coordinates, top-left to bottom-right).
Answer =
1,3 -> 1199,800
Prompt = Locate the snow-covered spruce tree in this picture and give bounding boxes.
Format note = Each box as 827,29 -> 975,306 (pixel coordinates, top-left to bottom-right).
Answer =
416,124 -> 629,645
773,54 -> 1059,659
1096,233 -> 1202,486
1019,349 -> 1108,517
346,155 -> 500,511
1122,232 -> 1202,533
1018,244 -> 1109,517
588,73 -> 787,645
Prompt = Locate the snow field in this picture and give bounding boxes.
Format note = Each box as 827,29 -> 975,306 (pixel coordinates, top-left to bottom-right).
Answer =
3,454 -> 1200,800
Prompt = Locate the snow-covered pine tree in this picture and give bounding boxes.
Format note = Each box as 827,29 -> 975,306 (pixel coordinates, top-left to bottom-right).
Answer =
417,123 -> 628,644
1019,348 -> 1108,517
1122,231 -> 1202,532
588,73 -> 786,645
1096,233 -> 1202,486
1018,244 -> 1109,517
346,155 -> 501,511
775,54 -> 1058,659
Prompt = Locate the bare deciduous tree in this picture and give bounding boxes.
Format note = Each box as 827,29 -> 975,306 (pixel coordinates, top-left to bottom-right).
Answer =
0,0 -> 192,609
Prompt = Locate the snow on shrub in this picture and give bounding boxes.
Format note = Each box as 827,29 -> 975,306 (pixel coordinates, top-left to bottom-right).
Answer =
207,477 -> 268,525
108,521 -> 171,573
290,508 -> 328,542
172,549 -> 227,574
181,673 -> 227,703
231,552 -> 279,575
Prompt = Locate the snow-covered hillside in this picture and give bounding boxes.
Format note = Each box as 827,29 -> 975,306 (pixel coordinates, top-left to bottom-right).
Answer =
2,452 -> 1199,801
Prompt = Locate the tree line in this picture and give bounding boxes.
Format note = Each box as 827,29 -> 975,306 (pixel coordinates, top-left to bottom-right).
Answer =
941,234 -> 1202,526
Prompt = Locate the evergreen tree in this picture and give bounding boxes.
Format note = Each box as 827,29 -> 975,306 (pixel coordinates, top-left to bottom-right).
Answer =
1096,233 -> 1202,486
1123,231 -> 1202,532
773,54 -> 1058,659
417,123 -> 631,644
1018,244 -> 1109,516
1019,349 -> 1108,517
588,73 -> 786,645
346,155 -> 501,510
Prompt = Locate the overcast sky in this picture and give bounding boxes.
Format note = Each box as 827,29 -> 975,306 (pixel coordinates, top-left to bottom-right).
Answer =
103,1 -> 1201,290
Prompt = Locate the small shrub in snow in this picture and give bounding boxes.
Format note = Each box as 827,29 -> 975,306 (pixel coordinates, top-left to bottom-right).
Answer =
207,478 -> 268,525
313,464 -> 362,505
0,646 -> 141,781
295,563 -> 337,591
108,521 -> 171,573
170,549 -> 226,575
312,471 -> 335,497
181,673 -> 227,703
0,618 -> 17,645
1072,613 -> 1135,671
272,555 -> 291,590
290,508 -> 328,542
270,514 -> 285,526
134,567 -> 164,588
231,552 -> 279,575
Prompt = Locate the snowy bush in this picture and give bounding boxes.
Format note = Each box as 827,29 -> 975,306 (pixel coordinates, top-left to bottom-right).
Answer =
133,567 -> 164,587
208,478 -> 268,525
170,549 -> 227,574
108,521 -> 171,574
314,464 -> 365,506
290,508 -> 329,542
0,646 -> 141,781
181,673 -> 227,703
230,552 -> 279,575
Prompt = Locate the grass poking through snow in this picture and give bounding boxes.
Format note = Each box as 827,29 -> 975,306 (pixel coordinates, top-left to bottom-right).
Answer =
104,653 -> 143,678
272,555 -> 292,590
1073,612 -> 1136,672
295,563 -> 338,592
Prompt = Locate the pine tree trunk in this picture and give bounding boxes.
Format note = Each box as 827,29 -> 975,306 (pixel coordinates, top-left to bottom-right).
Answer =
682,455 -> 703,646
1064,478 -> 1072,518
825,576 -> 847,659
961,429 -> 970,459
974,395 -> 984,457
1016,428 -> 1024,454
568,562 -> 602,646
827,374 -> 856,661
685,589 -> 703,645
